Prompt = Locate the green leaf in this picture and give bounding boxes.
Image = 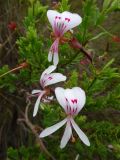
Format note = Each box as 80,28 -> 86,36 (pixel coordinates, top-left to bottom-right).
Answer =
102,59 -> 114,71
59,0 -> 70,12
90,32 -> 107,41
103,0 -> 113,9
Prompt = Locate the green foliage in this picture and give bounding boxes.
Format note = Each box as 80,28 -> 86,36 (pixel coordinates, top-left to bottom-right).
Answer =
42,103 -> 62,127
0,65 -> 17,93
77,0 -> 120,44
59,0 -> 70,12
78,0 -> 102,43
17,1 -> 49,84
80,59 -> 120,111
7,146 -> 46,160
103,0 -> 120,13
65,70 -> 78,88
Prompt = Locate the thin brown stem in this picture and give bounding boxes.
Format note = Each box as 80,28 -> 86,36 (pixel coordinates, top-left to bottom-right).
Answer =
22,101 -> 56,160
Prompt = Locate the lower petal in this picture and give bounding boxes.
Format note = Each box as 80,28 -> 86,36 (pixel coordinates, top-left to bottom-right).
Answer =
33,91 -> 46,117
48,51 -> 53,62
60,120 -> 72,149
39,118 -> 67,138
32,90 -> 42,94
71,118 -> 90,146
53,52 -> 59,66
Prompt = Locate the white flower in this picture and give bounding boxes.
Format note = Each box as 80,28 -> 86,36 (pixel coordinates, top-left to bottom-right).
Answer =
39,87 -> 90,149
32,66 -> 66,117
47,10 -> 82,66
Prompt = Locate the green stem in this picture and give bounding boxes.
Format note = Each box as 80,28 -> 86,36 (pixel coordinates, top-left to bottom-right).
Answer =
87,76 -> 97,90
87,62 -> 98,90
98,25 -> 113,37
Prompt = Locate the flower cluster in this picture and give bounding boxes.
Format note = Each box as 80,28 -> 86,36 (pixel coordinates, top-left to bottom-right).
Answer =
32,10 -> 90,149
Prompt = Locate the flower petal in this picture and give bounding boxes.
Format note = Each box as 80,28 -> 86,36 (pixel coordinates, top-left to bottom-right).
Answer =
53,52 -> 59,66
55,87 -> 67,111
33,91 -> 46,117
72,87 -> 86,113
49,38 -> 59,66
47,10 -> 61,29
60,120 -> 72,149
71,118 -> 90,146
64,88 -> 76,108
32,90 -> 42,94
61,11 -> 82,33
40,65 -> 56,81
39,118 -> 67,138
48,51 -> 53,62
44,73 -> 66,87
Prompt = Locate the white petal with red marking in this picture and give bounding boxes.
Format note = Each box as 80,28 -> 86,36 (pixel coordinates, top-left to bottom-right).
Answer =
71,118 -> 90,146
55,87 -> 66,111
72,87 -> 86,113
44,73 -> 66,87
64,89 -> 77,112
47,10 -> 61,29
40,65 -> 56,80
39,118 -> 67,138
61,11 -> 82,33
60,120 -> 72,149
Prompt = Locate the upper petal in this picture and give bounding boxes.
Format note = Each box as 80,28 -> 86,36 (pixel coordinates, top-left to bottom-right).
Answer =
60,120 -> 72,149
55,87 -> 67,111
72,87 -> 86,113
39,118 -> 67,138
40,65 -> 56,82
44,73 -> 67,87
61,11 -> 82,33
47,10 -> 61,28
64,88 -> 76,110
71,118 -> 90,146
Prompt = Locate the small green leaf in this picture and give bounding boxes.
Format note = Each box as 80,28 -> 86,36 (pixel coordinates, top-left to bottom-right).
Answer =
90,32 -> 107,41
103,0 -> 113,9
102,59 -> 114,71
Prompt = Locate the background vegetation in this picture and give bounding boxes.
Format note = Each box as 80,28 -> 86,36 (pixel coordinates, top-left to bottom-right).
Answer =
0,0 -> 120,159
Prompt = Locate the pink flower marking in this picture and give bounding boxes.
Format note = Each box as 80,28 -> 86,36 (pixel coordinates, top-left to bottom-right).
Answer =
71,99 -> 77,104
48,77 -> 53,80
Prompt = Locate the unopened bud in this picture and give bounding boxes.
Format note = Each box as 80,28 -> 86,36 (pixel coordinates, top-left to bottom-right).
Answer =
69,37 -> 82,49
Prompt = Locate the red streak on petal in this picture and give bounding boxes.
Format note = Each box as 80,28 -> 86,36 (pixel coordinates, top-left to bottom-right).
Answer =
65,18 -> 70,22
71,99 -> 77,104
48,77 -> 53,80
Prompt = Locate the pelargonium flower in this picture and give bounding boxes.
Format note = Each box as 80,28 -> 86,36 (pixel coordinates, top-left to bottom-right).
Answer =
47,10 -> 82,65
32,65 -> 66,117
39,87 -> 90,149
